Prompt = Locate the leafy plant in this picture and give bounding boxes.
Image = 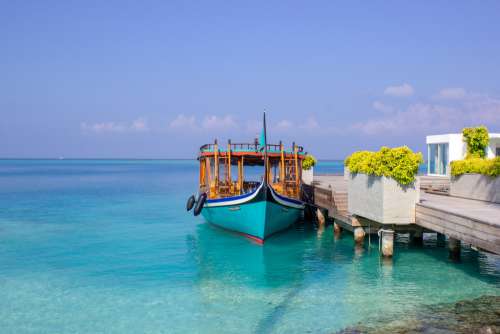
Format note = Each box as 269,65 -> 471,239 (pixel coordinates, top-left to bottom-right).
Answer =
451,157 -> 500,177
302,154 -> 317,170
462,126 -> 489,158
344,146 -> 423,185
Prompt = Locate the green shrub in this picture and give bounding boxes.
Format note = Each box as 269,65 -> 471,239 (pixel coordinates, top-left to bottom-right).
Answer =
451,157 -> 500,177
302,154 -> 317,170
344,146 -> 423,185
462,126 -> 489,158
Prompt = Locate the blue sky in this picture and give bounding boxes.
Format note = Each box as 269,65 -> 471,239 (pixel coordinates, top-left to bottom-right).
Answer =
1,1 -> 500,159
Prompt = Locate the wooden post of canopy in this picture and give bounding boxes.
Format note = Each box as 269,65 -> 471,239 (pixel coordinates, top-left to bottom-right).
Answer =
293,142 -> 299,195
241,156 -> 244,194
227,140 -> 231,190
280,141 -> 285,190
237,157 -> 241,194
267,158 -> 272,186
237,157 -> 243,194
199,158 -> 205,188
205,157 -> 212,196
214,139 -> 219,196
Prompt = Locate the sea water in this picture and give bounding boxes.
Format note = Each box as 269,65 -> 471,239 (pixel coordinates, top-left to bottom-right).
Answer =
0,160 -> 498,333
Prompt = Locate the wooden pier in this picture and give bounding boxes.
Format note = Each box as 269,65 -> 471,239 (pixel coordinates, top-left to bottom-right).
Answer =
307,174 -> 500,255
416,192 -> 500,254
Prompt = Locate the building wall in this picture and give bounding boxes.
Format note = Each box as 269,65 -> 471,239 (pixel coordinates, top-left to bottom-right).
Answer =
486,137 -> 500,158
448,134 -> 466,161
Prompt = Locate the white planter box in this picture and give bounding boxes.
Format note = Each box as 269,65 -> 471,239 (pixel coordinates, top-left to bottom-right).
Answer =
344,167 -> 349,180
348,173 -> 420,225
450,174 -> 500,203
302,167 -> 314,185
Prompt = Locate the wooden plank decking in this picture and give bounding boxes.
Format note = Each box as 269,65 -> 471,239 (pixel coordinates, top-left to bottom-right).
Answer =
419,175 -> 450,194
313,175 -> 348,214
416,192 -> 500,254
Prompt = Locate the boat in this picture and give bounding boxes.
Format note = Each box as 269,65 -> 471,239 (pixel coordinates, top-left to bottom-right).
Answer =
186,113 -> 306,243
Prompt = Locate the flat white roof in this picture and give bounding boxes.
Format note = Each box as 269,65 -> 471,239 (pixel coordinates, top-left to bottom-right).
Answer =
426,133 -> 500,144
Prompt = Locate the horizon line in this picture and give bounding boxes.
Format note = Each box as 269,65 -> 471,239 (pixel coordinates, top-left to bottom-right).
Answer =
0,157 -> 346,161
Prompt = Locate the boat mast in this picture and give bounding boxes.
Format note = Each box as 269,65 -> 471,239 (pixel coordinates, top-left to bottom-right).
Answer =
263,112 -> 268,185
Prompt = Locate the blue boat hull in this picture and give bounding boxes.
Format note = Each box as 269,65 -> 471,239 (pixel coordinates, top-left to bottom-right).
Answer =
201,183 -> 304,242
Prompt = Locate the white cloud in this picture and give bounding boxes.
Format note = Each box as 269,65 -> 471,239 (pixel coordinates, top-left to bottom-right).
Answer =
384,83 -> 414,97
353,103 -> 458,135
275,119 -> 293,130
299,117 -> 320,131
168,114 -> 240,132
354,91 -> 500,135
436,87 -> 467,100
131,118 -> 149,132
169,114 -> 197,129
372,101 -> 394,114
202,115 -> 238,130
81,121 -> 126,133
462,93 -> 500,123
81,118 -> 149,134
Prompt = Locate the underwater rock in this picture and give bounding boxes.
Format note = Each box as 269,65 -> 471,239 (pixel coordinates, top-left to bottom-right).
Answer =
337,295 -> 500,334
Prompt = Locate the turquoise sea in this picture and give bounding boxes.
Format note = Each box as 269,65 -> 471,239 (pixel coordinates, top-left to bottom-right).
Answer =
0,159 -> 498,333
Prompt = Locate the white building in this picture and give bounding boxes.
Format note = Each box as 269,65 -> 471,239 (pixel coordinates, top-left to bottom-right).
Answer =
426,133 -> 500,176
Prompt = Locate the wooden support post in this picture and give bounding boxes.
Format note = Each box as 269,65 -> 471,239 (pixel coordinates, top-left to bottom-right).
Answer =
437,233 -> 446,247
380,229 -> 394,257
354,227 -> 365,245
448,237 -> 461,261
412,229 -> 423,246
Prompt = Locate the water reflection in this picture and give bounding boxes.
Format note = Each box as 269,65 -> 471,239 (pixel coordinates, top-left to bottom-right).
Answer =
190,223 -> 314,288
188,220 -> 500,292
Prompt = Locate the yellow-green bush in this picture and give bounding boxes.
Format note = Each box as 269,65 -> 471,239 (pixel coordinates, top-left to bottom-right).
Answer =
302,154 -> 317,170
463,126 -> 489,158
344,146 -> 423,185
451,157 -> 500,177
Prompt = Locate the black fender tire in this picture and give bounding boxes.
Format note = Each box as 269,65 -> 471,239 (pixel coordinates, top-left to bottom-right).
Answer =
193,193 -> 207,216
186,195 -> 196,211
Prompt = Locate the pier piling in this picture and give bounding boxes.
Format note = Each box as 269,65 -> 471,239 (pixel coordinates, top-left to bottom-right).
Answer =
353,227 -> 365,245
448,238 -> 461,261
316,208 -> 326,226
411,229 -> 423,246
380,229 -> 394,257
333,222 -> 342,235
437,233 -> 446,247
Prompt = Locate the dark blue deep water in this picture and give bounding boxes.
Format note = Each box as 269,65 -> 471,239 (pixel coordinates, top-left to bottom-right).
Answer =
0,160 -> 498,333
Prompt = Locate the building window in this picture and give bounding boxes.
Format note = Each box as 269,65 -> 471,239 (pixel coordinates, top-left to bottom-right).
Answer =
428,143 -> 449,175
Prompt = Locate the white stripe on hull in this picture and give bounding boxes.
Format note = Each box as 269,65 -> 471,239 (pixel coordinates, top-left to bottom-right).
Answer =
269,186 -> 305,210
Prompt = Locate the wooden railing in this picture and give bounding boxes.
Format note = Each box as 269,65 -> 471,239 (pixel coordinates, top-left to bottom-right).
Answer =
200,142 -> 304,152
